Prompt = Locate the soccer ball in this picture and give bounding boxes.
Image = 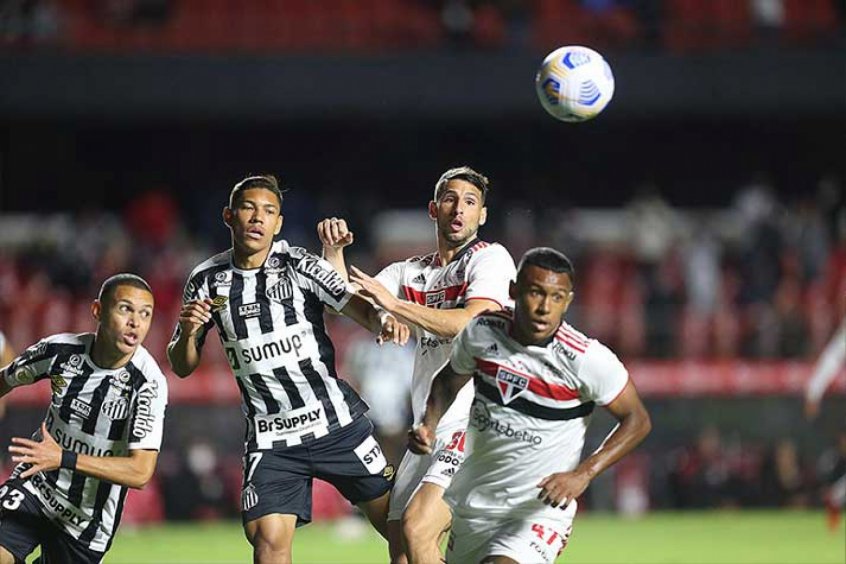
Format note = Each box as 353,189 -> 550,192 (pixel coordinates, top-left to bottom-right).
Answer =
535,45 -> 615,122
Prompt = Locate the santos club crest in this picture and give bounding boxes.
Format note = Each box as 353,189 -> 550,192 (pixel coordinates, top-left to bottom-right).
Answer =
495,367 -> 528,405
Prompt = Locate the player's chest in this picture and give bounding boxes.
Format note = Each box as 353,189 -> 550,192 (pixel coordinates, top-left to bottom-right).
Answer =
403,262 -> 469,309
48,356 -> 134,417
476,343 -> 580,398
208,269 -> 297,323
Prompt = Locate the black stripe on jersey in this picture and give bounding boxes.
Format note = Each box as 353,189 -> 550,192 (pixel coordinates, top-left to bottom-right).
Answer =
474,375 -> 595,421
273,366 -> 305,409
336,379 -> 368,421
81,378 -> 114,435
58,362 -> 95,424
237,378 -> 259,451
109,365 -> 145,441
67,469 -> 88,508
105,488 -> 129,551
254,270 -> 276,334
79,481 -> 115,544
249,373 -> 281,414
298,358 -> 339,428
229,272 -> 249,339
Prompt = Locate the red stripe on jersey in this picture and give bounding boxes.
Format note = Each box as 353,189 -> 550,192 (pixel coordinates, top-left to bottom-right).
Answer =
557,326 -> 589,347
554,334 -> 586,353
470,241 -> 490,252
475,358 -> 580,401
401,282 -> 468,307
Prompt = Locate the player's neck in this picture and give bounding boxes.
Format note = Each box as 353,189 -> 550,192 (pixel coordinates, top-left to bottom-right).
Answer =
436,236 -> 474,265
232,243 -> 271,270
90,337 -> 132,369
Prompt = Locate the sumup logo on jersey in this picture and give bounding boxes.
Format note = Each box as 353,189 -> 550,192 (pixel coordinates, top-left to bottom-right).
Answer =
495,367 -> 529,404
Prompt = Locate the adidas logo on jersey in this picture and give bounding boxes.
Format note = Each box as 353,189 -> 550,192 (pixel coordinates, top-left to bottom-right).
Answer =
483,343 -> 499,356
411,273 -> 426,285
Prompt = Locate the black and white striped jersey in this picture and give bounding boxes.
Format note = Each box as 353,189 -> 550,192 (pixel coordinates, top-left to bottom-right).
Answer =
172,239 -> 368,451
1,333 -> 168,553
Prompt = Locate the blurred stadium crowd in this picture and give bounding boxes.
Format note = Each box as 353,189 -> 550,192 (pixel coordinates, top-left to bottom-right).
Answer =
1,0 -> 843,53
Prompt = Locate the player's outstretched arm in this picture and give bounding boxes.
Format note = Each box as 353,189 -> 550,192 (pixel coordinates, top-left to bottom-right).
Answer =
537,380 -> 651,509
9,422 -> 159,489
167,298 -> 213,377
409,363 -> 473,455
340,294 -> 410,346
804,319 -> 846,420
318,217 -> 354,282
349,265 -> 500,338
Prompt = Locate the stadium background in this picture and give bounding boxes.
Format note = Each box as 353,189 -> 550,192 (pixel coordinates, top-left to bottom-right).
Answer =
1,1 -> 845,562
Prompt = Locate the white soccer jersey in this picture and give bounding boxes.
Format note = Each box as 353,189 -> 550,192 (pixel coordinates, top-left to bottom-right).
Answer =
376,239 -> 516,430
444,311 -> 628,520
173,239 -> 367,451
2,333 -> 168,553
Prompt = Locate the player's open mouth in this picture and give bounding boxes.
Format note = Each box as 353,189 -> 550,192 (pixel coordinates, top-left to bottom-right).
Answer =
449,219 -> 464,232
122,333 -> 139,346
246,228 -> 264,240
531,320 -> 549,331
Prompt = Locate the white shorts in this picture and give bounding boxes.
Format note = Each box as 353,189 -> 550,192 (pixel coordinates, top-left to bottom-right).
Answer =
387,422 -> 468,521
447,509 -> 575,564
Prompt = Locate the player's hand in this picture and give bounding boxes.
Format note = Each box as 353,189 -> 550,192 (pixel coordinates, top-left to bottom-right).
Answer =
317,217 -> 354,250
178,299 -> 213,337
9,422 -> 62,479
349,266 -> 399,312
536,470 -> 591,509
377,314 -> 410,346
408,423 -> 435,455
804,398 -> 820,421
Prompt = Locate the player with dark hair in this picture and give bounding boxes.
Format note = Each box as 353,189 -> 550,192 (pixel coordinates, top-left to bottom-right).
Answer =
168,174 -> 410,564
0,273 -> 167,564
319,165 -> 516,563
410,247 -> 651,563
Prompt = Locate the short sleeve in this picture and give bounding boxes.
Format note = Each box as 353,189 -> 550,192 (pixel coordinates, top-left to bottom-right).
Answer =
448,322 -> 477,375
170,274 -> 214,350
577,342 -> 629,406
375,262 -> 404,298
129,376 -> 168,450
465,246 -> 517,309
3,339 -> 55,388
294,253 -> 354,310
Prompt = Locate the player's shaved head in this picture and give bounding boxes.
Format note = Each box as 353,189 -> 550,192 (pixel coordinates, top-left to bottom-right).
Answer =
98,274 -> 153,306
517,247 -> 575,286
434,166 -> 489,203
229,174 -> 285,208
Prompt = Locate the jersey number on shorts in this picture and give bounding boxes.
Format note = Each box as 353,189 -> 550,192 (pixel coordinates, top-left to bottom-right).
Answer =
0,485 -> 24,511
445,431 -> 467,453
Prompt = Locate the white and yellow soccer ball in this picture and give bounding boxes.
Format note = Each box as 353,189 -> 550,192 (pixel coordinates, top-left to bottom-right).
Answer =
535,45 -> 615,122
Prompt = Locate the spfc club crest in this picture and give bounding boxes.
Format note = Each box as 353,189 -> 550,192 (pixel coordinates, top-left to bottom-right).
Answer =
495,367 -> 529,405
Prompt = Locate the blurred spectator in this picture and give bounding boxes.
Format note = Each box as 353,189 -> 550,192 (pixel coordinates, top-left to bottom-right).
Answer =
759,439 -> 811,507
342,330 -> 414,466
161,441 -> 231,521
0,0 -> 60,45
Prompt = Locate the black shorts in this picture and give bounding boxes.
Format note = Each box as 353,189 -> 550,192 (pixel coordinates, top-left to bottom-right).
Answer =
241,415 -> 394,526
0,479 -> 104,564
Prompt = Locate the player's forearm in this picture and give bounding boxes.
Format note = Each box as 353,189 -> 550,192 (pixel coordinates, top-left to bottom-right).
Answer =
805,323 -> 846,403
75,452 -> 156,489
322,247 -> 349,282
166,335 -> 202,378
423,369 -> 472,428
390,300 -> 473,339
576,407 -> 651,481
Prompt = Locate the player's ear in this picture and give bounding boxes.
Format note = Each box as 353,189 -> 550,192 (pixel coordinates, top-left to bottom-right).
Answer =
274,214 -> 284,236
509,280 -> 517,300
222,207 -> 233,227
479,206 -> 487,226
564,290 -> 575,312
91,299 -> 102,322
428,201 -> 438,220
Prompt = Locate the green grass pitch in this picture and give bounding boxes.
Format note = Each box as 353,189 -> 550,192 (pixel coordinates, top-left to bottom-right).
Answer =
35,510 -> 846,563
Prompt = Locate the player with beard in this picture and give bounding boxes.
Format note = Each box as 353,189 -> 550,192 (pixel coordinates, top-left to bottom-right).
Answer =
319,166 -> 516,563
410,248 -> 651,563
